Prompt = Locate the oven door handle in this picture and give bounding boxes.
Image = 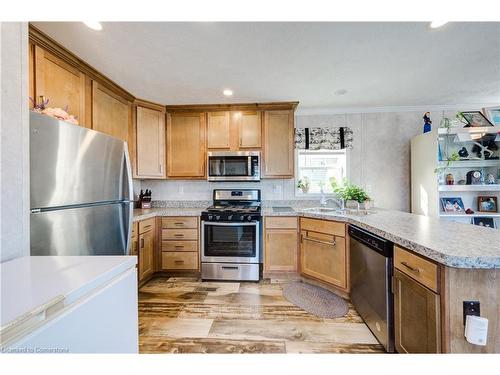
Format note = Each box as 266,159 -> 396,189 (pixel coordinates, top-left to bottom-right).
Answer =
202,221 -> 258,226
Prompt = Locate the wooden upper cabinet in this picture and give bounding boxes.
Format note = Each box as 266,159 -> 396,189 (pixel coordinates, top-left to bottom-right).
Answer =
207,112 -> 230,149
135,105 -> 166,179
167,113 -> 207,178
33,46 -> 87,126
207,111 -> 262,150
262,110 -> 295,178
236,111 -> 262,149
92,82 -> 131,142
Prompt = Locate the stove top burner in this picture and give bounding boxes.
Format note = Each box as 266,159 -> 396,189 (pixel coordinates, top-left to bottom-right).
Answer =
202,189 -> 262,222
206,204 -> 260,213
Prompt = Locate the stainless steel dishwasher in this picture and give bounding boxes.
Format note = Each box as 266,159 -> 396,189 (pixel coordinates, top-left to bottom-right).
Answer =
349,225 -> 394,353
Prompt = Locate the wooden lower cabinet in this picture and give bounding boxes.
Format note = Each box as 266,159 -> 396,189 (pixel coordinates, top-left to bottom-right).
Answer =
393,269 -> 441,353
264,217 -> 298,273
161,216 -> 199,272
138,228 -> 155,282
301,230 -> 347,289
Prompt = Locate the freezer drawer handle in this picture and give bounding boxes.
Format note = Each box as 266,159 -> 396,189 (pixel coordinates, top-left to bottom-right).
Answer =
401,261 -> 420,274
302,236 -> 336,247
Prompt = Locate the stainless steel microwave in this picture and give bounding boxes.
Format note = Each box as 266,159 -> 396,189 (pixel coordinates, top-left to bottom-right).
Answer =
207,151 -> 260,181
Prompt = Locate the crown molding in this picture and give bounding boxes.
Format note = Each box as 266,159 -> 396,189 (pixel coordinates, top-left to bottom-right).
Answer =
295,103 -> 500,116
165,101 -> 299,113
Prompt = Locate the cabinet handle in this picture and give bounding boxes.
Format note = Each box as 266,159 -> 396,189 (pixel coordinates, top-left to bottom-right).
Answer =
174,222 -> 184,226
174,234 -> 184,238
174,260 -> 185,264
141,238 -> 144,248
400,261 -> 420,274
302,236 -> 336,247
143,224 -> 152,230
174,245 -> 184,248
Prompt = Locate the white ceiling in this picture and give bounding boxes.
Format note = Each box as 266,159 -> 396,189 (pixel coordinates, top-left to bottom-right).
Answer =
32,22 -> 500,111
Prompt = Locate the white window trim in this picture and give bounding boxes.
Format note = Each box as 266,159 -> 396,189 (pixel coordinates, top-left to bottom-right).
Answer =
294,148 -> 350,198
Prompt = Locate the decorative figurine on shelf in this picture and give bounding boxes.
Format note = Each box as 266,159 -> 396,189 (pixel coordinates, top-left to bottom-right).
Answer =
458,147 -> 469,158
465,208 -> 475,215
445,173 -> 455,185
486,173 -> 496,185
423,112 -> 432,133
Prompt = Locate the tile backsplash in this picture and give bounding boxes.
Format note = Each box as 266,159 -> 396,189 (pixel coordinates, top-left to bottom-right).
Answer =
137,178 -> 299,201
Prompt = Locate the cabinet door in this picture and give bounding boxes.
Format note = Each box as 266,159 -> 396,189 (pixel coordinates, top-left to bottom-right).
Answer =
139,230 -> 154,281
92,82 -> 131,142
34,46 -> 87,126
262,110 -> 294,178
264,229 -> 298,272
300,230 -> 346,288
136,106 -> 166,178
207,112 -> 230,149
237,111 -> 261,149
394,269 -> 441,353
167,113 -> 206,178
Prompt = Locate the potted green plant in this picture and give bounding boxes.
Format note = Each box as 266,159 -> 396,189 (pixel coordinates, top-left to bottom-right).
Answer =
330,178 -> 372,210
297,177 -> 311,194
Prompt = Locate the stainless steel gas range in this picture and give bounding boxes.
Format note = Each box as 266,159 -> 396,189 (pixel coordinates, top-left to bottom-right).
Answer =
201,189 -> 262,281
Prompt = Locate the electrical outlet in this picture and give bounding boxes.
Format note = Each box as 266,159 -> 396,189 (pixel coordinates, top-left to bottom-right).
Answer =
463,301 -> 480,325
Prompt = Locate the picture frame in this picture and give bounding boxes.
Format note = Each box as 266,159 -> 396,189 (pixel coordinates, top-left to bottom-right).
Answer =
482,106 -> 500,126
477,196 -> 498,212
461,111 -> 494,127
472,217 -> 496,229
440,197 -> 465,213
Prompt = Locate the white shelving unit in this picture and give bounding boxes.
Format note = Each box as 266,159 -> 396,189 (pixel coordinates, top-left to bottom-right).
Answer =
411,125 -> 500,228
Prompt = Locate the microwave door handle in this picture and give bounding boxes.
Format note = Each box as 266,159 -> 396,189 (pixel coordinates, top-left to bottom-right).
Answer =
248,156 -> 251,176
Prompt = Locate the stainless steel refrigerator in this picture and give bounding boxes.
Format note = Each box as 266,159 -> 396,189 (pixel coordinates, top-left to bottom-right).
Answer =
29,111 -> 133,256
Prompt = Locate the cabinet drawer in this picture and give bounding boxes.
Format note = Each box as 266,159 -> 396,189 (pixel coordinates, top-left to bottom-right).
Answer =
162,217 -> 198,229
162,228 -> 198,240
394,246 -> 438,293
265,216 -> 297,229
131,222 -> 138,239
162,252 -> 198,270
139,218 -> 155,234
162,240 -> 198,252
300,217 -> 345,237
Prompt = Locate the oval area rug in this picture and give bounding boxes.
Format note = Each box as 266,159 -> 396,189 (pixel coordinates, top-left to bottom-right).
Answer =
282,281 -> 348,318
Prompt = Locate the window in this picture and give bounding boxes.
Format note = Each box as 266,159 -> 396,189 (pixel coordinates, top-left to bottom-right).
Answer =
296,150 -> 347,195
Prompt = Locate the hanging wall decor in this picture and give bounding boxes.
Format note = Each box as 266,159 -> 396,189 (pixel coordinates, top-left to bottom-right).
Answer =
295,126 -> 353,150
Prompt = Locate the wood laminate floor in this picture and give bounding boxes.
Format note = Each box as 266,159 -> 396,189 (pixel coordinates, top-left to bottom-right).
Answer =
138,276 -> 384,354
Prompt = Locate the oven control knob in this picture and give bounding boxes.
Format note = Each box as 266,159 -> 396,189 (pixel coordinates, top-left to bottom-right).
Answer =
239,215 -> 245,221
216,215 -> 221,221
208,215 -> 213,221
247,215 -> 252,221
227,215 -> 233,221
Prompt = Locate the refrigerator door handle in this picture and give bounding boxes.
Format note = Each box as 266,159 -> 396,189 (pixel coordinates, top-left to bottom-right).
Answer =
123,142 -> 134,255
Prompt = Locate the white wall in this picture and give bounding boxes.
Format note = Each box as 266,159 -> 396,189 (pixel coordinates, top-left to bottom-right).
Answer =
0,22 -> 30,262
139,109 -> 467,212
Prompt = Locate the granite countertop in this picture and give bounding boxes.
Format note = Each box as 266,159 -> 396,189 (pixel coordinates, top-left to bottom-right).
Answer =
133,203 -> 500,269
133,207 -> 204,222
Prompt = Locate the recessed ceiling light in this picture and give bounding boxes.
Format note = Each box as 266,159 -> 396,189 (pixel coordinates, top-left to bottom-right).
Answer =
83,21 -> 103,31
335,89 -> 348,96
430,21 -> 448,29
223,89 -> 233,97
